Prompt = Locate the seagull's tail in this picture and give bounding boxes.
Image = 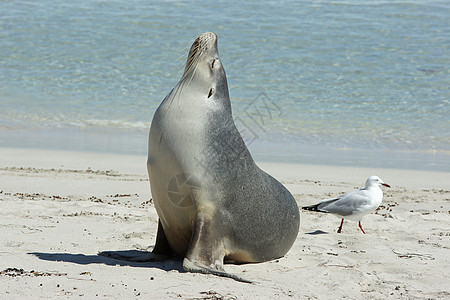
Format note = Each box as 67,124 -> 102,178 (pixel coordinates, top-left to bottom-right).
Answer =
302,198 -> 338,213
302,203 -> 324,212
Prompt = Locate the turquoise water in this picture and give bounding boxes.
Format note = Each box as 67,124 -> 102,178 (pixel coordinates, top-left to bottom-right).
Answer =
1,1 -> 449,171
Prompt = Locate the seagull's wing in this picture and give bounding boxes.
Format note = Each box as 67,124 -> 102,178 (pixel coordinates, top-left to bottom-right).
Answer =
302,197 -> 337,212
318,189 -> 371,216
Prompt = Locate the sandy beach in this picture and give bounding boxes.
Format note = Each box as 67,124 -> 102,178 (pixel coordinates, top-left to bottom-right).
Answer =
0,147 -> 449,299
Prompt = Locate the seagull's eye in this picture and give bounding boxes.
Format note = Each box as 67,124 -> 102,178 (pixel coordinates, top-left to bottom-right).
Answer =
210,59 -> 215,69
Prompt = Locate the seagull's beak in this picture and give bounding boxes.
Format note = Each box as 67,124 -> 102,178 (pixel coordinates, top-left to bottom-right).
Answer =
381,183 -> 391,188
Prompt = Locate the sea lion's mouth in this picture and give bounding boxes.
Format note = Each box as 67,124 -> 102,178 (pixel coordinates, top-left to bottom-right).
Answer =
187,33 -> 216,61
183,32 -> 218,79
194,32 -> 216,52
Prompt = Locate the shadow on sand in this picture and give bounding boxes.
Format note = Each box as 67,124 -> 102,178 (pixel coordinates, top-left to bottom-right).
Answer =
304,230 -> 329,235
28,250 -> 184,272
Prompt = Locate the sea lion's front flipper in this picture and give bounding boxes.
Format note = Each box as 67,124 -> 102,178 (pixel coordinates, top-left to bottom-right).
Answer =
152,219 -> 175,255
182,213 -> 254,284
98,220 -> 174,262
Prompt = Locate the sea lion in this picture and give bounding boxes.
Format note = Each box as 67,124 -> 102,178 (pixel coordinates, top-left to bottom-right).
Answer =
102,32 -> 299,283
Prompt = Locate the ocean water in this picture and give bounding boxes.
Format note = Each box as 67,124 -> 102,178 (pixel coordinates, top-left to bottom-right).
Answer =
0,1 -> 449,172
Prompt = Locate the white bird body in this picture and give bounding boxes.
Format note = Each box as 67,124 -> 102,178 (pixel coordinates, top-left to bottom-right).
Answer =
316,186 -> 383,220
302,176 -> 390,233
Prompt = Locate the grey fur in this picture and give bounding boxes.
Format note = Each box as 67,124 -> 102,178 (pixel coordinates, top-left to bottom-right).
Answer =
146,32 -> 300,282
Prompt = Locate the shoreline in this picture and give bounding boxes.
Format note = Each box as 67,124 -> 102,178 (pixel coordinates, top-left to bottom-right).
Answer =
1,126 -> 449,173
0,147 -> 449,299
0,146 -> 448,189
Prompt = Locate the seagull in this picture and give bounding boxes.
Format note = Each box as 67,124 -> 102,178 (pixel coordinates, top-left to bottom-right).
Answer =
302,175 -> 390,234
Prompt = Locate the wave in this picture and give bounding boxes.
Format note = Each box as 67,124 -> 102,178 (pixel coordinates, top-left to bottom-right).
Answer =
0,113 -> 151,132
70,119 -> 151,131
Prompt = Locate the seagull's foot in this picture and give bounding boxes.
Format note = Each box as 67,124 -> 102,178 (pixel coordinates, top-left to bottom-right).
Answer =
337,218 -> 344,233
358,221 -> 366,234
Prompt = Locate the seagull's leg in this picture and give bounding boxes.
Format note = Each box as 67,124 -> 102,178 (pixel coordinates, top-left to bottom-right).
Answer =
358,221 -> 366,234
337,218 -> 344,233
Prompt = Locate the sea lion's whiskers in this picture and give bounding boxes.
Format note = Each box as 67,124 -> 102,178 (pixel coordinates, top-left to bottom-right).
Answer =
182,53 -> 196,79
177,44 -> 190,55
182,47 -> 201,82
166,44 -> 203,111
185,54 -> 201,88
173,47 -> 190,73
165,41 -> 200,111
177,56 -> 201,105
172,46 -> 190,64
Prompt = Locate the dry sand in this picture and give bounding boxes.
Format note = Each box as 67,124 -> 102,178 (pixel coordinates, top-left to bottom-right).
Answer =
0,147 -> 449,299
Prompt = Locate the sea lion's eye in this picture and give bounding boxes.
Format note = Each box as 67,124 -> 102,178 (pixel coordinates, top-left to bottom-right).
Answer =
210,59 -> 215,69
207,88 -> 215,98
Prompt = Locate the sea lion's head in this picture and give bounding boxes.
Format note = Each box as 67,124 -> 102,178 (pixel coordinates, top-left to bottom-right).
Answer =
180,32 -> 229,107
